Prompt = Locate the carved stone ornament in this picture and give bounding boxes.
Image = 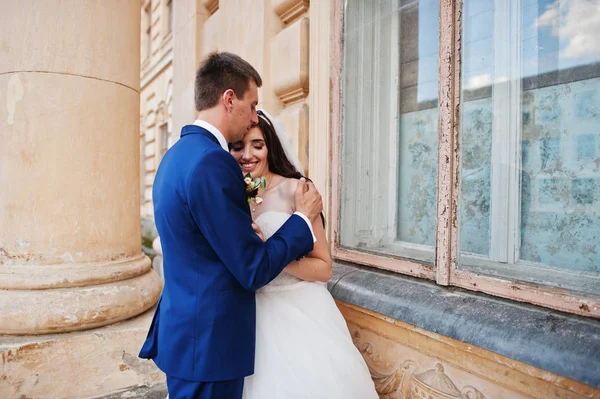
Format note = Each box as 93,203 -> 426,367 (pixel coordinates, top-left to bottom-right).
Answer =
411,363 -> 462,399
202,0 -> 218,15
353,331 -> 487,399
272,0 -> 309,25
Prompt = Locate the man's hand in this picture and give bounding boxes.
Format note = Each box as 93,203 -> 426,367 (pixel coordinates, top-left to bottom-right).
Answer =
252,221 -> 265,241
294,178 -> 323,222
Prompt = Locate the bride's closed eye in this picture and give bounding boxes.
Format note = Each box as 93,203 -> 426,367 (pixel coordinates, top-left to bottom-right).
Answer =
230,142 -> 244,152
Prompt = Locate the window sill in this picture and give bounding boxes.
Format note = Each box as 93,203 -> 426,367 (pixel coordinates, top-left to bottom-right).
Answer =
327,261 -> 600,389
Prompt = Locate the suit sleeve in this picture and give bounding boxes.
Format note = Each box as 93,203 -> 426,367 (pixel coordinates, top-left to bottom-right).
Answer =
186,149 -> 314,291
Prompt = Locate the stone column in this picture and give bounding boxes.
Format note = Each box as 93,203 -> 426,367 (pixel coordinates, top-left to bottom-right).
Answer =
0,2 -> 165,397
0,1 -> 162,334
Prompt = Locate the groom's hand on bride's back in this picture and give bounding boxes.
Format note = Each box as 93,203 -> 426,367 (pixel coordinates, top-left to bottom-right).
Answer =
294,178 -> 323,223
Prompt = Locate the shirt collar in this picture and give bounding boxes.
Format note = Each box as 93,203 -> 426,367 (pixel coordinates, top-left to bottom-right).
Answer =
193,120 -> 229,152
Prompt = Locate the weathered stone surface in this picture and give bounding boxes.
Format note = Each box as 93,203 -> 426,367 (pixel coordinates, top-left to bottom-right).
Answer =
0,310 -> 165,399
0,269 -> 162,335
93,383 -> 167,399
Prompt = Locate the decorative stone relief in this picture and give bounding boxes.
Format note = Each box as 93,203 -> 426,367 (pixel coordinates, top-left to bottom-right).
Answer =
271,17 -> 309,104
272,0 -> 309,25
202,0 -> 218,15
352,331 -> 487,399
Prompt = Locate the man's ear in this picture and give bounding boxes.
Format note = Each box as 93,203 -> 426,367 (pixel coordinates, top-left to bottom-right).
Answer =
222,89 -> 236,112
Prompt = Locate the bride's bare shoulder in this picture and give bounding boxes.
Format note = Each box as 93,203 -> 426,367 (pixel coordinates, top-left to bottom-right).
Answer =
283,177 -> 307,198
283,178 -> 299,212
287,177 -> 300,191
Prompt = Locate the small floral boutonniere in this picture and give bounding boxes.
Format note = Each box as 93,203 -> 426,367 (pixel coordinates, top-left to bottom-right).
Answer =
244,173 -> 266,206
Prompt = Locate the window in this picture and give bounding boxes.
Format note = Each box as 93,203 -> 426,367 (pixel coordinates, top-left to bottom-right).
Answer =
341,0 -> 439,267
140,132 -> 146,203
336,0 -> 600,316
166,0 -> 173,35
457,0 -> 600,295
143,5 -> 152,60
159,122 -> 169,159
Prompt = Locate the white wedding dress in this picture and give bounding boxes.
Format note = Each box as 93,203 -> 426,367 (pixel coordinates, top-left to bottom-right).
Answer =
242,211 -> 379,399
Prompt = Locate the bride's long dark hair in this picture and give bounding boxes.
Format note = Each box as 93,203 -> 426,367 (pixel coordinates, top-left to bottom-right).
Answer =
256,110 -> 325,226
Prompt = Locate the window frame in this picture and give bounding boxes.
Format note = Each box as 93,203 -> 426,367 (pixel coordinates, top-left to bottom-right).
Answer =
330,0 -> 600,319
331,0 -> 435,281
158,121 -> 169,159
143,3 -> 152,62
163,0 -> 173,38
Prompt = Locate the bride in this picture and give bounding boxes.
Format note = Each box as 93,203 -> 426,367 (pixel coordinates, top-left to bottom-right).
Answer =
229,110 -> 379,399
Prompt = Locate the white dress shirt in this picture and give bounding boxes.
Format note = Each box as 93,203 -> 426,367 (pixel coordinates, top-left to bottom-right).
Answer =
193,120 -> 317,242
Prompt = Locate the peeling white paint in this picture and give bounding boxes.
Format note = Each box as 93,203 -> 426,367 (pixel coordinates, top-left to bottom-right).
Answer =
7,74 -> 24,125
15,238 -> 30,251
62,314 -> 78,323
61,252 -> 74,263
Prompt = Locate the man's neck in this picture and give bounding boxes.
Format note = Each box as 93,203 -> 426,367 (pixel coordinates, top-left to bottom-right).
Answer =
197,109 -> 230,143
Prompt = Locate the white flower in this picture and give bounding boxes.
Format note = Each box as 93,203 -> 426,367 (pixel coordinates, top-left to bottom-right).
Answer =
244,177 -> 252,185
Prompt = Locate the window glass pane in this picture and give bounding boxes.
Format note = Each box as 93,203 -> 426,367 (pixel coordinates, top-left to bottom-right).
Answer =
459,0 -> 495,257
341,0 -> 439,263
458,0 -> 600,294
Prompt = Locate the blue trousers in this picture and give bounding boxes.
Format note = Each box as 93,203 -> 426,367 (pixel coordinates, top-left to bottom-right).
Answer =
166,375 -> 244,399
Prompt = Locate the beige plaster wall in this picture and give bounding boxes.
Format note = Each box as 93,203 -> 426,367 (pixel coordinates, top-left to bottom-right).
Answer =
171,0 -> 208,138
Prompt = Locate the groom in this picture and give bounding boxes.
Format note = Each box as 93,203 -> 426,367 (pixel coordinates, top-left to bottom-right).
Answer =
139,52 -> 322,398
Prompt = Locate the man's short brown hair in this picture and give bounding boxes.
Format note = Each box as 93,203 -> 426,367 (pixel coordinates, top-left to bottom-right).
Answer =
194,52 -> 263,111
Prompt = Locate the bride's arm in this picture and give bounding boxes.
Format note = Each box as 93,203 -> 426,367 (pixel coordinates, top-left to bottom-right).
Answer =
283,216 -> 332,282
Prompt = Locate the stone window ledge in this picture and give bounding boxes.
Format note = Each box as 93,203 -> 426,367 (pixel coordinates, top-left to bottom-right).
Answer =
327,262 -> 600,389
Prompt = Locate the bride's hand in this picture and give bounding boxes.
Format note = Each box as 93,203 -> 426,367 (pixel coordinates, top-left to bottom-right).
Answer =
252,221 -> 265,241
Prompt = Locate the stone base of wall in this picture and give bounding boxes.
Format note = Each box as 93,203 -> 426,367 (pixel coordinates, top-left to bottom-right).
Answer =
93,383 -> 167,399
337,301 -> 600,399
0,310 -> 165,399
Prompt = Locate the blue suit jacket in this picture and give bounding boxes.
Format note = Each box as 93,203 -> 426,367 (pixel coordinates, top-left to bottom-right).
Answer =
139,125 -> 313,382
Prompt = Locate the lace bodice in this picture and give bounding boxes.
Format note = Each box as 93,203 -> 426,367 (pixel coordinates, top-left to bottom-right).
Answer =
255,211 -> 304,288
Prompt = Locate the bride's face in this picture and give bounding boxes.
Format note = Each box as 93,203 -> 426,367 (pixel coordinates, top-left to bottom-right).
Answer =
230,126 -> 269,178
